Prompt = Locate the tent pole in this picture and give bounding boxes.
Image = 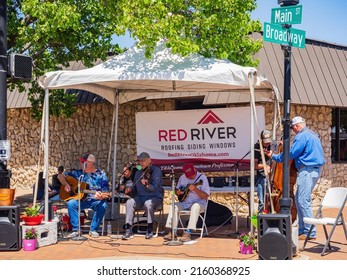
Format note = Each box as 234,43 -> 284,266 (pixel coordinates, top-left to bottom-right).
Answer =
250,92 -> 255,236
44,88 -> 49,222
248,71 -> 256,236
111,91 -> 119,220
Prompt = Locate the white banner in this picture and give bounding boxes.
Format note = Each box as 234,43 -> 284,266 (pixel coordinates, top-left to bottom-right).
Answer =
136,106 -> 265,172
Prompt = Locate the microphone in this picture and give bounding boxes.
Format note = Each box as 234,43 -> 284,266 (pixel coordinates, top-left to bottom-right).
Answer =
83,162 -> 87,172
126,161 -> 141,170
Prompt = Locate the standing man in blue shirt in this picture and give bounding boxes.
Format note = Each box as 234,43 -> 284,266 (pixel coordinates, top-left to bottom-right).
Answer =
265,116 -> 325,240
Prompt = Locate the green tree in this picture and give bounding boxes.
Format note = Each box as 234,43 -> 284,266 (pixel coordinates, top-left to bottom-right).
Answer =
8,0 -> 261,120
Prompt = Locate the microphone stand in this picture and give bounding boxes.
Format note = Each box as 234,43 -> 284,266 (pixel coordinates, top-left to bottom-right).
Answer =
228,150 -> 251,235
72,173 -> 87,241
164,166 -> 182,246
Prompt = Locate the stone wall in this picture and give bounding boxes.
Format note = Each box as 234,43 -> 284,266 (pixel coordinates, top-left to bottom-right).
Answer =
6,100 -> 346,213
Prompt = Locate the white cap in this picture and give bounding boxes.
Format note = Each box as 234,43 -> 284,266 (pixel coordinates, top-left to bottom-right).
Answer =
290,116 -> 305,127
260,130 -> 272,144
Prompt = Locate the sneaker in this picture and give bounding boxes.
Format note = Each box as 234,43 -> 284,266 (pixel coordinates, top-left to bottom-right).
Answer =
89,231 -> 99,238
66,231 -> 79,239
145,229 -> 154,239
163,232 -> 177,241
179,231 -> 191,242
122,229 -> 134,240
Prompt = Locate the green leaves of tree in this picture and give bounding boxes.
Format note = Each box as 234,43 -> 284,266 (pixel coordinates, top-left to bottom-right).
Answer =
7,0 -> 261,120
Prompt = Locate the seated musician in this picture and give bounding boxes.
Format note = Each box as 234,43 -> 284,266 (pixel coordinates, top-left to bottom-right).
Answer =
58,153 -> 109,239
49,165 -> 64,201
254,130 -> 272,212
164,163 -> 210,242
33,166 -> 64,201
122,152 -> 163,240
115,162 -> 138,200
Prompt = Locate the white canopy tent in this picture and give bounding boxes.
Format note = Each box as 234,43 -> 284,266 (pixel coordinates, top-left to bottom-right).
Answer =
39,42 -> 279,229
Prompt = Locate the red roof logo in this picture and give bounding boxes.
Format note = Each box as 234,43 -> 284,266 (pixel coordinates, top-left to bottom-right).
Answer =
197,110 -> 224,124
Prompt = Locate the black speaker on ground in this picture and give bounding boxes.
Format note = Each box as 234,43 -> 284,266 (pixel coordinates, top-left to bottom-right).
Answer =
258,213 -> 292,260
0,205 -> 21,251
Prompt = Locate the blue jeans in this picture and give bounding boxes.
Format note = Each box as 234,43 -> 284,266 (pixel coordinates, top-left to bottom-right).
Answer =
295,166 -> 322,237
256,175 -> 267,212
67,199 -> 107,232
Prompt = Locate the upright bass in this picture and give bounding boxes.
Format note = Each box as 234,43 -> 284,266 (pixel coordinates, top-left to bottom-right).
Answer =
269,142 -> 298,223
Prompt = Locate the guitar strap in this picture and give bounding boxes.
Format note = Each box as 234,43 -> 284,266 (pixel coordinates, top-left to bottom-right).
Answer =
182,173 -> 202,190
192,173 -> 202,185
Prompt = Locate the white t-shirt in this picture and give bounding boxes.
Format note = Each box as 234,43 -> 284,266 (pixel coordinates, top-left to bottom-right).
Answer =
176,171 -> 210,209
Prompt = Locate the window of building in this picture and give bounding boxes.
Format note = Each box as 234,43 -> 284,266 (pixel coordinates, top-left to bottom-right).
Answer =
331,108 -> 347,162
175,98 -> 226,110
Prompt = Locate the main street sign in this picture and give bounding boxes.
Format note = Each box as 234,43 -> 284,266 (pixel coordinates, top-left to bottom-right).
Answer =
263,22 -> 305,48
271,4 -> 303,25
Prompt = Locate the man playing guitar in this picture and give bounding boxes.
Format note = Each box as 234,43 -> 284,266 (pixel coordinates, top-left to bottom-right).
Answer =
164,163 -> 210,242
58,153 -> 109,239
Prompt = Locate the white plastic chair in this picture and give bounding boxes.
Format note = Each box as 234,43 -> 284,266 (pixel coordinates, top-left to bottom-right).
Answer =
301,187 -> 347,256
177,200 -> 209,238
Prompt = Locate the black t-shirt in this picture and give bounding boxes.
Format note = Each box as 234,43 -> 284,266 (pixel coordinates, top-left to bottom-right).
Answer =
117,167 -> 137,197
254,142 -> 271,176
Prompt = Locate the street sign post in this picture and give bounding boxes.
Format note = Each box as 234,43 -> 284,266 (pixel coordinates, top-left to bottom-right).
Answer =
263,22 -> 305,48
271,4 -> 303,25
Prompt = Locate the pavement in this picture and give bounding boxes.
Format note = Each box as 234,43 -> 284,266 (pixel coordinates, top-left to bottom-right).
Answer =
0,188 -> 346,261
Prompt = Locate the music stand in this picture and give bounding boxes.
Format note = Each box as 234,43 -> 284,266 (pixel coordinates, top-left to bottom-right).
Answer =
72,174 -> 87,241
164,167 -> 182,246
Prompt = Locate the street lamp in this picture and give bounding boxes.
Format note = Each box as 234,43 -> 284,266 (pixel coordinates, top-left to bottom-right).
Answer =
278,0 -> 299,6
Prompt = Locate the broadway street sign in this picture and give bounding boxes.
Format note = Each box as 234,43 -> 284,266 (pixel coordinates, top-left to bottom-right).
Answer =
263,22 -> 305,48
271,4 -> 303,25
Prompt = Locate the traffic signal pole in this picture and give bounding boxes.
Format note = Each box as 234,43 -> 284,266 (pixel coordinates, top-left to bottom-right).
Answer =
280,42 -> 292,215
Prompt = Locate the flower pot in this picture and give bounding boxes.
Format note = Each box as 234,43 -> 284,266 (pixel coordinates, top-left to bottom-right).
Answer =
240,242 -> 253,254
21,214 -> 44,225
0,188 -> 15,206
23,239 -> 37,251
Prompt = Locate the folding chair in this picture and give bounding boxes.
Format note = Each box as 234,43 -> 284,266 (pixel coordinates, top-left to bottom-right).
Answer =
301,187 -> 347,256
132,203 -> 164,237
177,200 -> 209,238
132,189 -> 165,237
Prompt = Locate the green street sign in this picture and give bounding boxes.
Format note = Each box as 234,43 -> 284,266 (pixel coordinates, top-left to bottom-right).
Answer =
263,22 -> 306,48
271,4 -> 303,25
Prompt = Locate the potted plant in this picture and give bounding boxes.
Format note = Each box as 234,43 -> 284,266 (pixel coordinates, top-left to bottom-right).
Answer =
239,233 -> 256,254
21,204 -> 44,225
22,227 -> 38,251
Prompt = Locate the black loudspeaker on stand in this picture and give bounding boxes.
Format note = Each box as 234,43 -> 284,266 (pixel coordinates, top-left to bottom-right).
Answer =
0,205 -> 21,251
257,213 -> 292,260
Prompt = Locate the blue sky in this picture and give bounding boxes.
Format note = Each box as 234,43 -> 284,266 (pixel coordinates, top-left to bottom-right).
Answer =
115,0 -> 347,48
252,0 -> 347,46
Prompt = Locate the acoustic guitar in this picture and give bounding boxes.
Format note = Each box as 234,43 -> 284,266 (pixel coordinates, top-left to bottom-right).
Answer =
177,180 -> 203,202
59,176 -> 110,201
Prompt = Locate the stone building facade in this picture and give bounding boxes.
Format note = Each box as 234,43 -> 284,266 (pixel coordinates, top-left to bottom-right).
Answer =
6,100 -> 346,213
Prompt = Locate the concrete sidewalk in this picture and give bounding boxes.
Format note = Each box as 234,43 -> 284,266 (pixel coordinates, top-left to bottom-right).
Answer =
0,188 -> 346,260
